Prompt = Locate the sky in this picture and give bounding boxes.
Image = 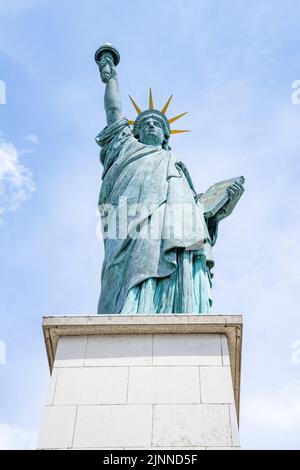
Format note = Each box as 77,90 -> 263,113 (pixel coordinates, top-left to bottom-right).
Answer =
0,0 -> 300,450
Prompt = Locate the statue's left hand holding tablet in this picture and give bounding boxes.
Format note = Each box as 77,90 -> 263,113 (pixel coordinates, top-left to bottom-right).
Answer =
214,181 -> 245,223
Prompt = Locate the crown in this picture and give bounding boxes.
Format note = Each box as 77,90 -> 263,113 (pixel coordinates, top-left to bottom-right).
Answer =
128,89 -> 190,136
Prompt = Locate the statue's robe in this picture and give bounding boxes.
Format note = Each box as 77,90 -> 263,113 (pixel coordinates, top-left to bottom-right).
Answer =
96,118 -> 217,314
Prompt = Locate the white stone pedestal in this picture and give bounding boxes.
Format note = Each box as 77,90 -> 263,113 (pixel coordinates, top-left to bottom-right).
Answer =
38,315 -> 242,450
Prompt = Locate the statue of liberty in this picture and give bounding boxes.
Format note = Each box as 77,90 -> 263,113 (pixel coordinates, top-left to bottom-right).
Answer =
95,43 -> 244,315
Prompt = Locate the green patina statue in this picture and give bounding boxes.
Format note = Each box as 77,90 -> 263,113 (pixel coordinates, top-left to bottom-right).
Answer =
95,43 -> 244,315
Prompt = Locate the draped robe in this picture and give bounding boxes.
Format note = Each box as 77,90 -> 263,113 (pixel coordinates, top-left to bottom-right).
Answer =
96,118 -> 217,314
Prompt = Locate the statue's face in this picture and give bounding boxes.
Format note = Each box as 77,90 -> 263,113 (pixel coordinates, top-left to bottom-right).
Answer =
138,117 -> 165,147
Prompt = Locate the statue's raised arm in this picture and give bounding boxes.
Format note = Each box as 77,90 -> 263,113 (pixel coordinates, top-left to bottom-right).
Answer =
95,43 -> 122,126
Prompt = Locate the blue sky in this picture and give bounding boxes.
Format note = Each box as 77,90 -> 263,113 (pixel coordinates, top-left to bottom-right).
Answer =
1,0 -> 300,449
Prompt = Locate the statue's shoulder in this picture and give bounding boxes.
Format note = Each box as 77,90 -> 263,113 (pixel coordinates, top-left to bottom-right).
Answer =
95,117 -> 132,148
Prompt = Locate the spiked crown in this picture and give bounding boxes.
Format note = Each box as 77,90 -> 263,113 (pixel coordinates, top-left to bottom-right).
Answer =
128,89 -> 190,138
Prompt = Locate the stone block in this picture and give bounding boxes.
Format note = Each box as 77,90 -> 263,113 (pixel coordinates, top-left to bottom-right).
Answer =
73,405 -> 152,448
153,404 -> 231,447
54,366 -> 128,405
128,366 -> 200,404
45,367 -> 58,406
85,334 -> 152,366
200,366 -> 234,404
153,334 -> 222,366
54,336 -> 87,368
37,405 -> 77,449
229,404 -> 240,446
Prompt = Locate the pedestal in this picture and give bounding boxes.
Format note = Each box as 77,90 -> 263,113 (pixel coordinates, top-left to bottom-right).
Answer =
37,315 -> 242,450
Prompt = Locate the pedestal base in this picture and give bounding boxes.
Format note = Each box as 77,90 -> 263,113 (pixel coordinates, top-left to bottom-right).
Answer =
38,315 -> 242,450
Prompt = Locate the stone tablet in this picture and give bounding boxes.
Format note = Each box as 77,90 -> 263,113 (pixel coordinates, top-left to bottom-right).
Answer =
200,176 -> 245,218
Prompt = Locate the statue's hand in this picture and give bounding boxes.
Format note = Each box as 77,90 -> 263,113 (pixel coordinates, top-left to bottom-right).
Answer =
98,56 -> 117,84
214,182 -> 244,223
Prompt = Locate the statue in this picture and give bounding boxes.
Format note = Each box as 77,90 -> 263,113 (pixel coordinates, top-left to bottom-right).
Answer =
94,43 -> 244,315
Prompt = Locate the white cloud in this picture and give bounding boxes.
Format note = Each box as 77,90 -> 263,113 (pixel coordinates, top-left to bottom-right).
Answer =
0,138 -> 35,222
0,424 -> 37,450
24,134 -> 39,145
243,381 -> 300,432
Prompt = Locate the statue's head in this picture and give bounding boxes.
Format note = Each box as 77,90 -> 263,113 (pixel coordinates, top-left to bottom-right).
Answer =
134,110 -> 170,149
129,89 -> 189,150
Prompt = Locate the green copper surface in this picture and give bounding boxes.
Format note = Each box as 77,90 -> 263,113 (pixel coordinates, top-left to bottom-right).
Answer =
95,44 -> 245,314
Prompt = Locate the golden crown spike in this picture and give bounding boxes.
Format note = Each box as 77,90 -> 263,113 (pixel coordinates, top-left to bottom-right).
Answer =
149,88 -> 154,110
161,94 -> 173,114
128,95 -> 142,115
